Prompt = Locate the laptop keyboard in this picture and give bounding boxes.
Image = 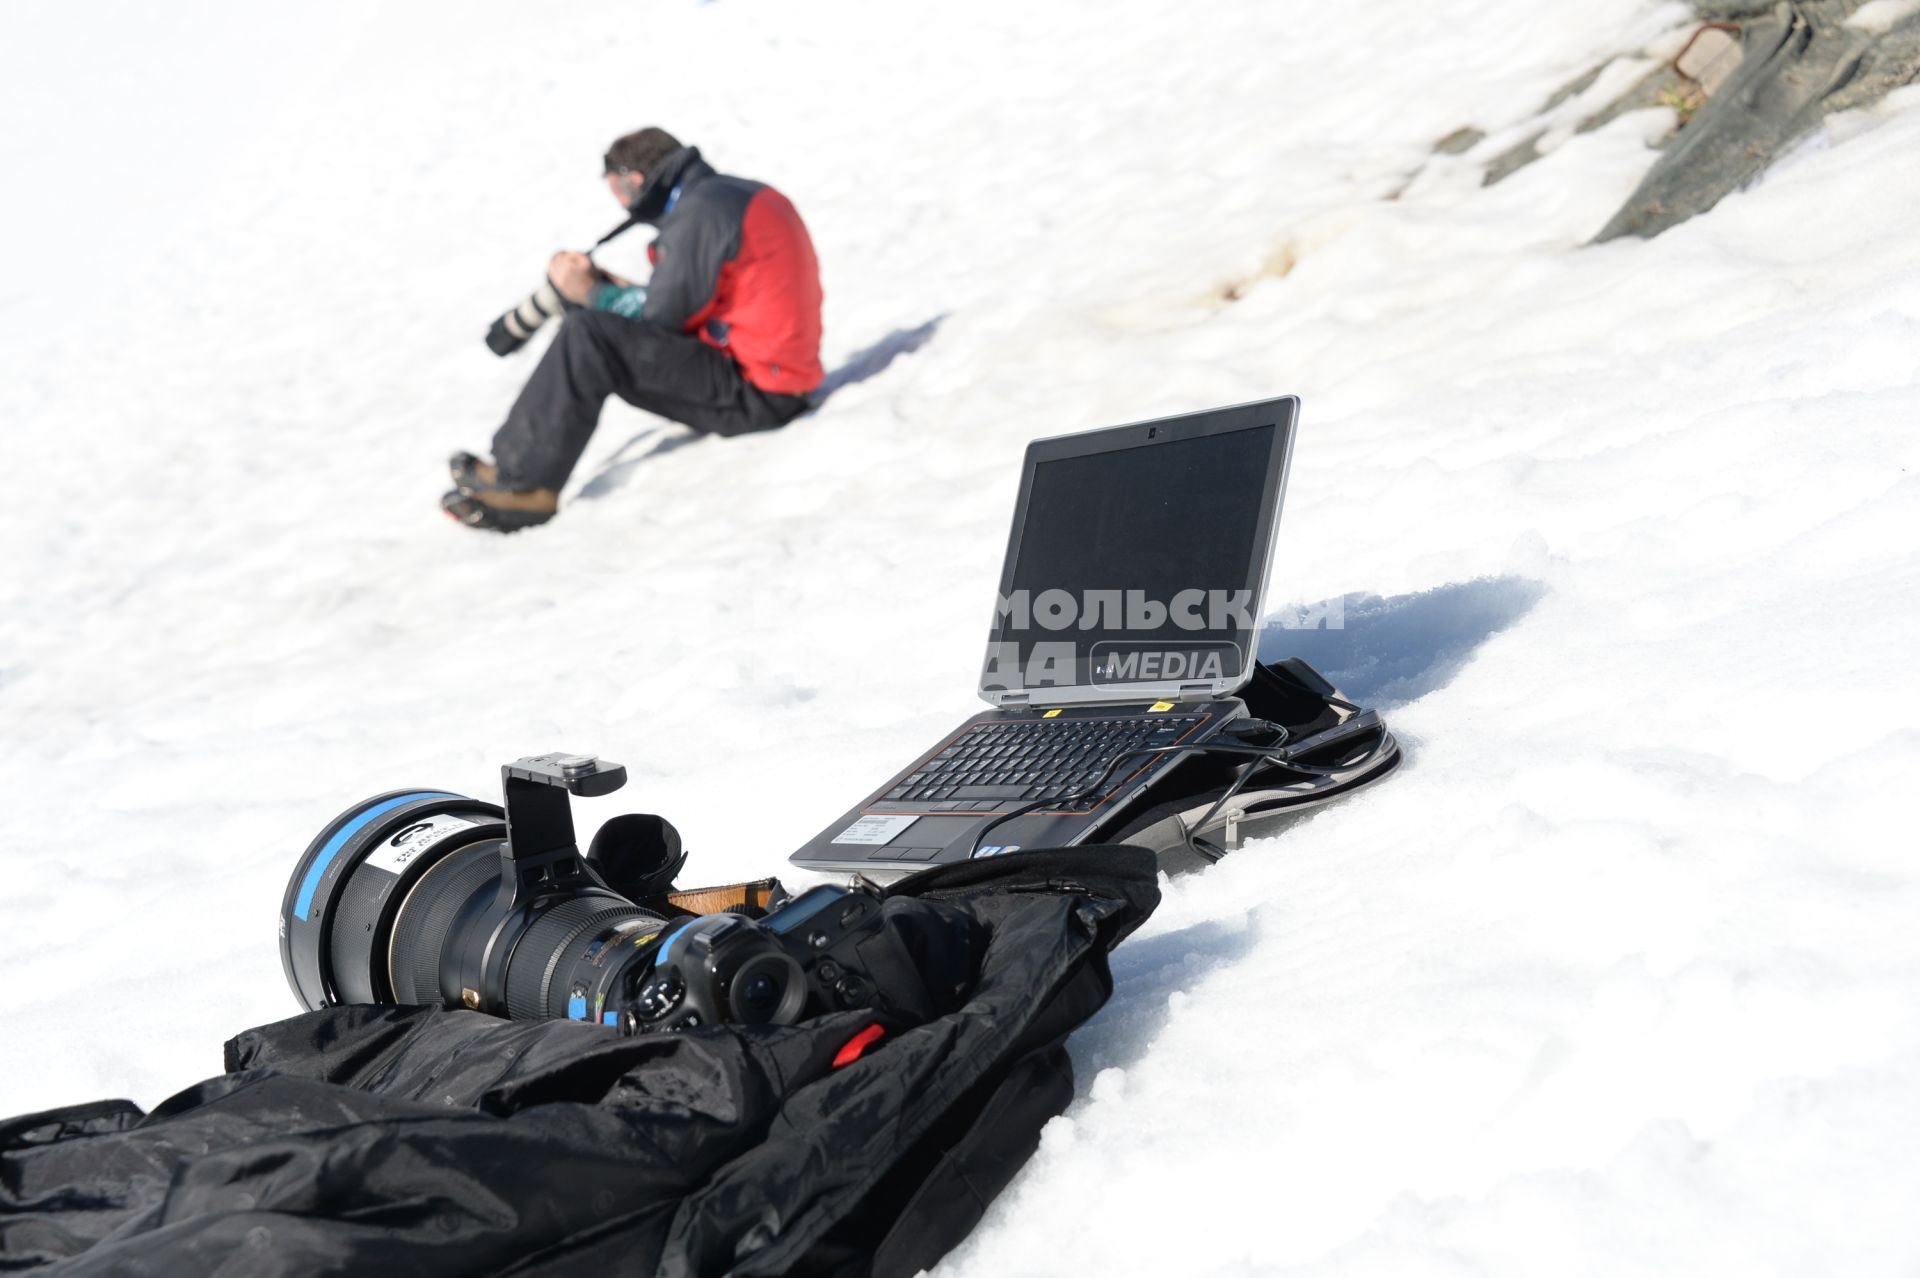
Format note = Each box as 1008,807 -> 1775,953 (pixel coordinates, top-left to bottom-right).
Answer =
879,714 -> 1205,812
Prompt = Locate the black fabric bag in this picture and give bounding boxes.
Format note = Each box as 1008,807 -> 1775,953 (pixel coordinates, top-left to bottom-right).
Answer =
0,847 -> 1158,1277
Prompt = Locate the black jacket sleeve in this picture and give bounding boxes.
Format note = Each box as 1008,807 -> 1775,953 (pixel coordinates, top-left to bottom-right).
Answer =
642,189 -> 743,332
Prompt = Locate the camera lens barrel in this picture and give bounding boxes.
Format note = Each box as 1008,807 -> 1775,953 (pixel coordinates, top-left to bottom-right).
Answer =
498,893 -> 663,1022
485,280 -> 566,356
279,790 -> 670,1022
280,790 -> 500,1011
385,841 -> 503,1006
281,765 -> 894,1037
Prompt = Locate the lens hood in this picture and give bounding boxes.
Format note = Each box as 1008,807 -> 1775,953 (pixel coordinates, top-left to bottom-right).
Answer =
278,790 -> 504,1011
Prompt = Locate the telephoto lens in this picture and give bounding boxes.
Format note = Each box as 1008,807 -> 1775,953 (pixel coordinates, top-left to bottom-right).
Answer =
278,753 -> 897,1035
485,278 -> 567,356
279,756 -> 678,1026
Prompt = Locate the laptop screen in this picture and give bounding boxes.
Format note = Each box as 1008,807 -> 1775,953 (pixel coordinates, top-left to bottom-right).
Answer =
982,418 -> 1285,698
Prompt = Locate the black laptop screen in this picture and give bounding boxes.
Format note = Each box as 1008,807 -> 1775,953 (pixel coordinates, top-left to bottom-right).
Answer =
984,422 -> 1280,694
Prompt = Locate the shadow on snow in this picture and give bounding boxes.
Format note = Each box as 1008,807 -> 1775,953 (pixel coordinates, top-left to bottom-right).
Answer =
571,315 -> 945,502
1258,575 -> 1546,709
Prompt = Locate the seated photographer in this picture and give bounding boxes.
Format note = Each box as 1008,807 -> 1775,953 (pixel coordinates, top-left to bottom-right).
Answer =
446,127 -> 823,532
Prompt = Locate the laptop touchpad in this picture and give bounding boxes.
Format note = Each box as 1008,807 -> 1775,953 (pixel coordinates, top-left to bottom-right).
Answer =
879,815 -> 978,848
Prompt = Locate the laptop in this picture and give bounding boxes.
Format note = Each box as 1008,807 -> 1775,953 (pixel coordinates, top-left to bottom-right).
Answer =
790,395 -> 1299,877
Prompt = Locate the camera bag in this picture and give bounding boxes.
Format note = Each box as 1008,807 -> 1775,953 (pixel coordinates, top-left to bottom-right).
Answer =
0,847 -> 1159,1278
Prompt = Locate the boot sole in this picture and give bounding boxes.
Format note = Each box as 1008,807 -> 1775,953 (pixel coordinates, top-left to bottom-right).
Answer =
441,489 -> 554,533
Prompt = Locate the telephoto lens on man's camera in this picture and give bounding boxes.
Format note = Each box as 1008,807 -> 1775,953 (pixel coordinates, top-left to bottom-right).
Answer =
485,278 -> 567,356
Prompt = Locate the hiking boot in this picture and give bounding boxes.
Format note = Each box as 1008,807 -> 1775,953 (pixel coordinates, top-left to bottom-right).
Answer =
449,451 -> 503,492
441,485 -> 558,533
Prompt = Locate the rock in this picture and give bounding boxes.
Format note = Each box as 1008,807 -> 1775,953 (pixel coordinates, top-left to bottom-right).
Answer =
1593,0 -> 1920,242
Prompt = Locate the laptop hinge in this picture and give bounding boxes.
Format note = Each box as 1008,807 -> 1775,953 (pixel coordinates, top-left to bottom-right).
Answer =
1016,690 -> 1220,710
987,680 -> 1241,709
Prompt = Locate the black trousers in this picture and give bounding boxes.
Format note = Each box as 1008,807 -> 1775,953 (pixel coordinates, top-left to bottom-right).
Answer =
490,310 -> 811,490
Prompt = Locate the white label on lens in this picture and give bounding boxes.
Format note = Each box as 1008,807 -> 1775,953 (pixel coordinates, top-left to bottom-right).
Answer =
831,814 -> 919,846
365,813 -> 478,875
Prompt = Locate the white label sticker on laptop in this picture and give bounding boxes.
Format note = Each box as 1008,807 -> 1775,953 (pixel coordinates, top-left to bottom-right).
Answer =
831,814 -> 920,846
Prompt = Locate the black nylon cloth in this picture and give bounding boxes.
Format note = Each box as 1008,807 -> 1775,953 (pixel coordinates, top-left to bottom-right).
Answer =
0,847 -> 1158,1277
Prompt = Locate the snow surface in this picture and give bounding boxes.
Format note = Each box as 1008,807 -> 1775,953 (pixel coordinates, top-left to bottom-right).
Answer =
4,0 -> 1920,1272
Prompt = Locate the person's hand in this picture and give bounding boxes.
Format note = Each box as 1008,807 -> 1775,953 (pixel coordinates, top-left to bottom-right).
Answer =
547,250 -> 603,305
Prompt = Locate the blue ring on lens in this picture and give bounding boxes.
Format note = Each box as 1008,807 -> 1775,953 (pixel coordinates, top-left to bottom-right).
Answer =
294,792 -> 459,921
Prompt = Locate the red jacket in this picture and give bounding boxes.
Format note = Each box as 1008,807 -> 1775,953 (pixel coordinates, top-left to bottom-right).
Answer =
634,147 -> 823,396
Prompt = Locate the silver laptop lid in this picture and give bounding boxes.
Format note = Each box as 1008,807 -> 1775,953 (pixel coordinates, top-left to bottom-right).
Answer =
979,396 -> 1299,708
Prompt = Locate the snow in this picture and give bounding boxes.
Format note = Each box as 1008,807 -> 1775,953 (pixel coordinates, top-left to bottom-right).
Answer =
1849,0 -> 1920,34
3,1 -> 1919,1273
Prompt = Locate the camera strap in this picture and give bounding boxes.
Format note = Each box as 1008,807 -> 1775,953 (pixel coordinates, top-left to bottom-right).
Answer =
664,877 -> 786,918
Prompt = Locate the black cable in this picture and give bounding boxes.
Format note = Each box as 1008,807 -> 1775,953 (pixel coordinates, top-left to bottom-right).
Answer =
965,723 -> 1396,858
967,744 -> 1174,856
588,213 -> 646,255
1177,756 -> 1266,864
1184,729 -> 1398,859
